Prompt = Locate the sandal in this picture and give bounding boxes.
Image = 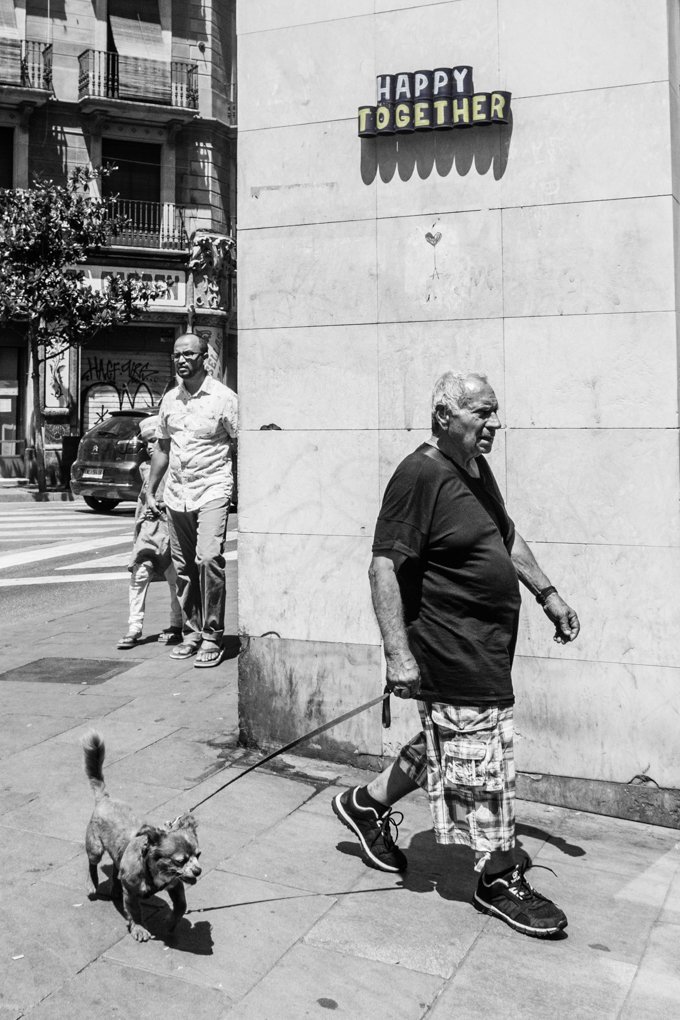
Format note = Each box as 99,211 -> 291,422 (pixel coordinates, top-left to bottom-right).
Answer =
169,641 -> 200,660
194,643 -> 225,669
158,627 -> 183,645
117,631 -> 141,649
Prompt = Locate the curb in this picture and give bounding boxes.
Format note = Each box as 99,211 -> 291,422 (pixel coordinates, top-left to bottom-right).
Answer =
0,488 -> 79,503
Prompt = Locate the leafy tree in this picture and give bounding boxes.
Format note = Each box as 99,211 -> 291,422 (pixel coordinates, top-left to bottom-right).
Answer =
0,167 -> 163,492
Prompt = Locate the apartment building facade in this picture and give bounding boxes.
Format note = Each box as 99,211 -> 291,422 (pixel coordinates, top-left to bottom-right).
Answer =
0,0 -> 236,480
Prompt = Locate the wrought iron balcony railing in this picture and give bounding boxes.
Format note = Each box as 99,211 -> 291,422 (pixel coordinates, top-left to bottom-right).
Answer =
106,200 -> 188,251
78,50 -> 198,109
0,39 -> 52,90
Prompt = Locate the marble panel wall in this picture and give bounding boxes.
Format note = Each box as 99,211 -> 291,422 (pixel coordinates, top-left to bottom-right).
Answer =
238,0 -> 680,792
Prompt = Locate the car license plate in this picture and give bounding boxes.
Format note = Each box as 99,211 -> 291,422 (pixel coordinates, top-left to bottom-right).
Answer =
83,469 -> 104,479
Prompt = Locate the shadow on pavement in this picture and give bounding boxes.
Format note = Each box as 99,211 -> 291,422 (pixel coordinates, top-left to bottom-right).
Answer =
516,822 -> 586,858
335,819 -> 585,905
90,865 -> 214,955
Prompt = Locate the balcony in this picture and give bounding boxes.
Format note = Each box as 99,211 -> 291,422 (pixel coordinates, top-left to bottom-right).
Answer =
0,40 -> 52,109
78,50 -> 198,124
107,200 -> 189,252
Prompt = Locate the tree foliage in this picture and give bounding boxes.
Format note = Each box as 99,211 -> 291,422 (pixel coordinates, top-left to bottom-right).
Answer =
0,166 -> 162,353
0,166 -> 165,491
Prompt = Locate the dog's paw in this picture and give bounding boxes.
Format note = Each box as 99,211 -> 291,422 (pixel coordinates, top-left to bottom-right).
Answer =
129,923 -> 152,942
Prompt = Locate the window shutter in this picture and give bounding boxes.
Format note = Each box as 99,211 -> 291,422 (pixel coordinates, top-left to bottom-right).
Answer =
108,0 -> 164,59
0,0 -> 19,38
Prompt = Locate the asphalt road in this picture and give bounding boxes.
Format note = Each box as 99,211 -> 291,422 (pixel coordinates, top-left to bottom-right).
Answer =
0,500 -> 238,628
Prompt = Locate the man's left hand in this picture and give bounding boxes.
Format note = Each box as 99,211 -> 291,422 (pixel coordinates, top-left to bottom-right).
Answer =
543,594 -> 580,644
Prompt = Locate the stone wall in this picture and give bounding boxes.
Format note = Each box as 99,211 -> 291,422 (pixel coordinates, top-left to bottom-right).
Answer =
237,0 -> 680,792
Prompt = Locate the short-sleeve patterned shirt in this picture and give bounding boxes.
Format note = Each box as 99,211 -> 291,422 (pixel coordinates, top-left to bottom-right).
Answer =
157,375 -> 238,512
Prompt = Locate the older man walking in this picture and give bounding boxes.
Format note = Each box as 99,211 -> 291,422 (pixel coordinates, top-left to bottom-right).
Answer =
146,331 -> 237,668
332,370 -> 580,938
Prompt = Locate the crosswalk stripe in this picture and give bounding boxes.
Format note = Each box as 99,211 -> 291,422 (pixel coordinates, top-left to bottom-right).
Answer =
0,509 -> 131,516
0,537 -> 68,542
54,547 -> 238,571
0,507 -> 130,513
0,527 -> 130,536
0,573 -> 130,587
0,512 -> 131,520
0,521 -> 129,528
0,521 -> 130,528
0,534 -> 131,570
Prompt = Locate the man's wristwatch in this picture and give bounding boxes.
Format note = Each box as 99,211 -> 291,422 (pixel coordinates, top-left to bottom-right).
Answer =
536,585 -> 558,606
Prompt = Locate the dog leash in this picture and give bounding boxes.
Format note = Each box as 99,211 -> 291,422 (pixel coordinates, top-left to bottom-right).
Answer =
189,688 -> 393,813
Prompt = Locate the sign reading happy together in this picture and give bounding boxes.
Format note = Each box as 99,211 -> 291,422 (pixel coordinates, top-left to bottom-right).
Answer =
357,66 -> 511,136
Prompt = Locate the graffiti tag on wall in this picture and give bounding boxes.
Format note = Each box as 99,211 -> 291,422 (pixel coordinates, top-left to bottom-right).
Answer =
81,349 -> 172,431
82,357 -> 160,386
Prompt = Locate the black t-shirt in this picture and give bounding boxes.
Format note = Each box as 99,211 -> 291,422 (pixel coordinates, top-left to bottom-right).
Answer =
372,443 -> 521,705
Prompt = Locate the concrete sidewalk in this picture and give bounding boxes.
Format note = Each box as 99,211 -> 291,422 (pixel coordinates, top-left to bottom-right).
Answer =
1,590 -> 679,1018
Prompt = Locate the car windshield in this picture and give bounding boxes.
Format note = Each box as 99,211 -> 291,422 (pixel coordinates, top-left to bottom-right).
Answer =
89,416 -> 145,439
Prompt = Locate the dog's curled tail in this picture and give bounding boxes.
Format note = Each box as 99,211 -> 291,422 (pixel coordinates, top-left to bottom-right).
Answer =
82,730 -> 107,801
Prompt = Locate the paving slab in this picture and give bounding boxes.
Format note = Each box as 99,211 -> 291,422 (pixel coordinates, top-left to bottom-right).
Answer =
51,709 -> 184,758
230,942 -> 443,1020
104,870 -> 335,998
40,846 -> 97,895
428,928 -> 637,1019
620,920 -> 680,1018
0,716 -> 84,757
535,809 -> 680,876
0,881 -> 130,1015
222,801 -> 371,894
149,776 -> 318,883
0,739 -> 86,813
304,861 -> 486,978
0,825 -> 81,892
0,688 -> 133,722
24,957 -> 233,1020
101,729 -> 244,791
100,658 -> 237,698
160,765 -> 317,842
658,853 -> 680,924
2,776 -> 185,843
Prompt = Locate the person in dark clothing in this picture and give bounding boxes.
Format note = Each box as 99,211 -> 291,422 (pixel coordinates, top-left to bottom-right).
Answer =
332,370 -> 580,938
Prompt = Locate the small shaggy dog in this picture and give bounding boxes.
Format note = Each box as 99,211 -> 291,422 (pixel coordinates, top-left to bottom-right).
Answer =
83,731 -> 201,941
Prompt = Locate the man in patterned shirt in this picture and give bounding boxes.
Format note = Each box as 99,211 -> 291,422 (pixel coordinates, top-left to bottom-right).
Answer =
147,331 -> 238,668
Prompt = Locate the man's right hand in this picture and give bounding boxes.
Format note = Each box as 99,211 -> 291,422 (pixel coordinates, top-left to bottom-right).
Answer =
145,492 -> 162,518
385,653 -> 421,699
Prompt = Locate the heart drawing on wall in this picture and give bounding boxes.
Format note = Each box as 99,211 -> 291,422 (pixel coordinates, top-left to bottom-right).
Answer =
425,231 -> 442,246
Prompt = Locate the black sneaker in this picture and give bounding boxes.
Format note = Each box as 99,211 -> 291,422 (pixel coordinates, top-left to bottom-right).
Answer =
332,787 -> 407,873
473,862 -> 568,938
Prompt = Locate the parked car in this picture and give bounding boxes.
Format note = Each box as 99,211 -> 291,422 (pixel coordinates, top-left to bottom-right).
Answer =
70,408 -> 157,513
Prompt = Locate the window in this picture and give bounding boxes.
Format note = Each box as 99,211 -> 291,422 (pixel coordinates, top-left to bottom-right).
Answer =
103,1 -> 170,105
0,347 -> 22,458
102,138 -> 161,204
0,128 -> 13,188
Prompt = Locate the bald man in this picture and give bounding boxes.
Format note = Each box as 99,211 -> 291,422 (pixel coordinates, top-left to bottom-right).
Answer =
147,331 -> 237,668
332,370 -> 580,939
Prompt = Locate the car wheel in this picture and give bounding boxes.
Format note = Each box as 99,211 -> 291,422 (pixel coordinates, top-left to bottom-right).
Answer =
83,496 -> 121,513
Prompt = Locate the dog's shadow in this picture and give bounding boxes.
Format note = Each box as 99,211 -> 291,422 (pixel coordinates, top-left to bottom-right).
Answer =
92,868 -> 214,955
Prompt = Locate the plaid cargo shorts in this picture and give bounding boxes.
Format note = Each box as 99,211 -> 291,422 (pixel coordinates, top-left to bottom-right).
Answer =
396,702 -> 515,852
